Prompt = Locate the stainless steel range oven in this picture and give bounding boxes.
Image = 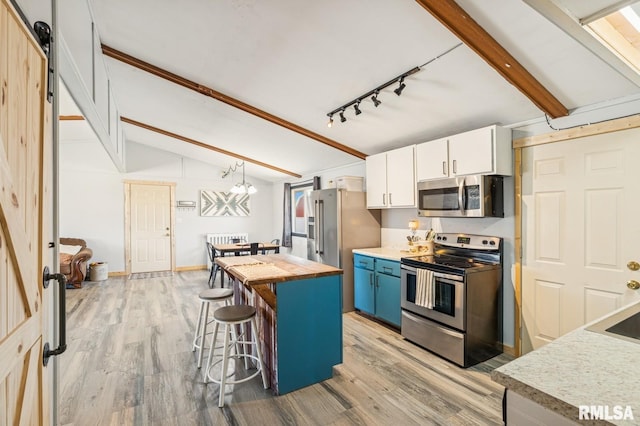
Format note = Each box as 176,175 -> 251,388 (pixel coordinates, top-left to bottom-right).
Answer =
400,233 -> 503,367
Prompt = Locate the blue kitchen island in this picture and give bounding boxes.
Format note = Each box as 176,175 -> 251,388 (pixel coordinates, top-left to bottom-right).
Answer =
215,253 -> 343,395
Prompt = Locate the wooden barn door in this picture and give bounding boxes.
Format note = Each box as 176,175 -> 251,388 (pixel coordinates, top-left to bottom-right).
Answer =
0,0 -> 53,423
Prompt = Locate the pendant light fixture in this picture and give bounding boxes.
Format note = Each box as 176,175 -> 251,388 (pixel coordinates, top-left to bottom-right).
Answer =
222,161 -> 257,194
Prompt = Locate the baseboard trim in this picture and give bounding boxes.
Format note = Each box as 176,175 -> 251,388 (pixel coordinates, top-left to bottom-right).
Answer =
502,344 -> 517,357
176,265 -> 207,272
107,265 -> 207,276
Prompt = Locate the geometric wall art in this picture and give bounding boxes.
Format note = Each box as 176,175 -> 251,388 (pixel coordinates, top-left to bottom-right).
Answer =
200,191 -> 251,216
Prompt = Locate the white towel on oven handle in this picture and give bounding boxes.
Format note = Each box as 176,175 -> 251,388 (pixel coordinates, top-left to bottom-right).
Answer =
416,268 -> 434,309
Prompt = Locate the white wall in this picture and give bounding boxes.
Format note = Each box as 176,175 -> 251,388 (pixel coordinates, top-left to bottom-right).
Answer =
60,140 -> 275,272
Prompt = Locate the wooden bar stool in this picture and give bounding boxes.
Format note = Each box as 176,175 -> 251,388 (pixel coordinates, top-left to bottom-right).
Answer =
205,304 -> 268,407
192,288 -> 234,375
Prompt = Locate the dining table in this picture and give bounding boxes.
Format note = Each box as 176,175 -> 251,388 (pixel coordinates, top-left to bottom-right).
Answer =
210,241 -> 280,287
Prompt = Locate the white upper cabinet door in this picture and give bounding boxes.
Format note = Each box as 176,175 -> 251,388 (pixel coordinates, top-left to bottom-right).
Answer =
416,125 -> 512,181
386,145 -> 416,207
448,126 -> 494,176
366,152 -> 388,208
416,137 -> 449,181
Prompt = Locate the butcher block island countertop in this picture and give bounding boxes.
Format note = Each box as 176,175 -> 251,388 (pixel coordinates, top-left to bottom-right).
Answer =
216,253 -> 342,285
215,253 -> 343,395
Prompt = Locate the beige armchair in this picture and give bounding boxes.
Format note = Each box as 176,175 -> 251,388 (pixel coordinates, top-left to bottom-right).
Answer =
59,238 -> 93,288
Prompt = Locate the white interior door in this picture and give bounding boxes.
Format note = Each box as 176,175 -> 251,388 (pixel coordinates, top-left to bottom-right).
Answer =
130,183 -> 173,273
0,0 -> 52,422
521,128 -> 640,353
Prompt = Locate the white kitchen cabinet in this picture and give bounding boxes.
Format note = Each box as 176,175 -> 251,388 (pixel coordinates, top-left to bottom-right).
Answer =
415,137 -> 448,181
365,153 -> 387,208
504,390 -> 579,426
366,145 -> 415,208
416,125 -> 512,181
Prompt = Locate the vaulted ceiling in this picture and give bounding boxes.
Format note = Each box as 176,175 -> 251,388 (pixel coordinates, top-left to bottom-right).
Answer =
59,0 -> 640,181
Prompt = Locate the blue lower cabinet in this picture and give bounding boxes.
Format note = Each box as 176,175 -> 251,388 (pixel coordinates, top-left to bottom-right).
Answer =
375,272 -> 401,326
354,266 -> 375,315
354,254 -> 401,327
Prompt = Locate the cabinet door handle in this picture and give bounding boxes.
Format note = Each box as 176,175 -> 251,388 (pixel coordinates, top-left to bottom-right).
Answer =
382,193 -> 386,206
375,275 -> 379,288
453,159 -> 457,174
442,161 -> 447,175
389,193 -> 392,205
369,273 -> 374,287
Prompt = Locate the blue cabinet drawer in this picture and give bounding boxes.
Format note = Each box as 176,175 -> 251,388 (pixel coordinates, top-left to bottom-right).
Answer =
354,254 -> 374,270
375,259 -> 400,277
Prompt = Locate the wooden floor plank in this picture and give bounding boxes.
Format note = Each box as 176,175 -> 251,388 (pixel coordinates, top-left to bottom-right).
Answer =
60,271 -> 510,425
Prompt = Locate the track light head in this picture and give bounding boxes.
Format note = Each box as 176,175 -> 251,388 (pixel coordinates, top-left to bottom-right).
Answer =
339,109 -> 346,123
371,91 -> 381,107
327,113 -> 334,128
354,102 -> 362,116
394,77 -> 406,96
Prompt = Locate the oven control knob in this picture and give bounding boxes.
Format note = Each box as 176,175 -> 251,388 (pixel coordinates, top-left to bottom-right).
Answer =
437,236 -> 442,241
482,240 -> 488,245
489,241 -> 496,246
442,236 -> 447,241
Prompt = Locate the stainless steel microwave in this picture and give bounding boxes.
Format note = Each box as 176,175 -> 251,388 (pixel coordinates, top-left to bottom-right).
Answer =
417,175 -> 504,218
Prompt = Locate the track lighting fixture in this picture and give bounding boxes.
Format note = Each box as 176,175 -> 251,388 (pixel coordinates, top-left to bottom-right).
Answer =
325,66 -> 419,125
371,91 -> 381,107
325,43 -> 463,126
394,77 -> 406,96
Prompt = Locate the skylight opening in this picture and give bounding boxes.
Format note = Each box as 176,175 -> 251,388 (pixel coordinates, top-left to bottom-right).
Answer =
620,6 -> 640,31
585,2 -> 640,75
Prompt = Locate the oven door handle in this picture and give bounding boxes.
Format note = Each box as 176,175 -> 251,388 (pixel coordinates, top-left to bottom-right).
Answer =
401,265 -> 417,273
401,264 -> 464,282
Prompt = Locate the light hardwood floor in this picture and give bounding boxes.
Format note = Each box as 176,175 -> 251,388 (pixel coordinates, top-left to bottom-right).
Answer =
60,271 -> 511,425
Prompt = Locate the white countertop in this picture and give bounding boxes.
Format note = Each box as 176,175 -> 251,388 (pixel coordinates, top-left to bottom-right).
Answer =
352,247 -> 413,261
492,301 -> 640,425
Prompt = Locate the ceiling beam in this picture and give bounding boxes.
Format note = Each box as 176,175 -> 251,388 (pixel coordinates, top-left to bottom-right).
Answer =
102,44 -> 367,160
120,116 -> 302,178
415,0 -> 569,119
59,114 -> 300,177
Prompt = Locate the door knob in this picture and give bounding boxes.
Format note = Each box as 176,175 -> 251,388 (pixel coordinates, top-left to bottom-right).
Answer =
627,261 -> 640,271
627,280 -> 640,290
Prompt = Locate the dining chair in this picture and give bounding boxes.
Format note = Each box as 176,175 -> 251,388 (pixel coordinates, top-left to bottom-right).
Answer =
206,242 -> 217,288
250,242 -> 259,255
232,238 -> 244,256
261,239 -> 280,254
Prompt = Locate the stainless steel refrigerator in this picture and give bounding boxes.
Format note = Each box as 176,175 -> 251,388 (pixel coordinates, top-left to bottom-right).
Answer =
306,188 -> 381,312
